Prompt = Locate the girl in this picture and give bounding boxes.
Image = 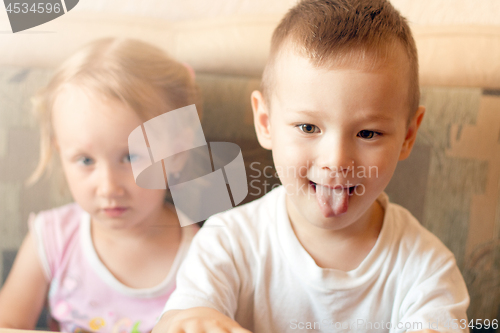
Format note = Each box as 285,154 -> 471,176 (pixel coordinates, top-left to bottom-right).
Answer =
0,38 -> 200,333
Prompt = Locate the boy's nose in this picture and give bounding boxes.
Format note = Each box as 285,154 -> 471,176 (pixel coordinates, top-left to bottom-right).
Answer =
316,137 -> 354,176
96,165 -> 125,198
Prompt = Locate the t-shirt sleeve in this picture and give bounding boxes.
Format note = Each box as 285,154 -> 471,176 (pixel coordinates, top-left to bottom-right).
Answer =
29,211 -> 56,280
162,217 -> 241,319
398,253 -> 470,333
28,204 -> 80,282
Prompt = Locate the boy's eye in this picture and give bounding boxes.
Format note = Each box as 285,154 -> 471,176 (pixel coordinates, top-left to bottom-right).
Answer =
298,124 -> 319,134
357,130 -> 380,139
77,156 -> 94,166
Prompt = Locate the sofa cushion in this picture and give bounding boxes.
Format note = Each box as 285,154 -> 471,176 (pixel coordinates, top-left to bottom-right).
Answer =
389,86 -> 500,321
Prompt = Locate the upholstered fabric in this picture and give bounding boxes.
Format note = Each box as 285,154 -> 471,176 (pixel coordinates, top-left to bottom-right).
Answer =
390,87 -> 500,321
1,14 -> 499,88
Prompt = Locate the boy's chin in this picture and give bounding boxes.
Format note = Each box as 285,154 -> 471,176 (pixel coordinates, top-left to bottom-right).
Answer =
300,207 -> 356,231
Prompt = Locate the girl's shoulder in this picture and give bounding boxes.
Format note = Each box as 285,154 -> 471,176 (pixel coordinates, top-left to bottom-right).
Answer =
29,203 -> 87,279
30,202 -> 86,233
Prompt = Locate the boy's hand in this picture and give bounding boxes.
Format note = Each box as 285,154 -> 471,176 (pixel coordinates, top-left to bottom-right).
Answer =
154,307 -> 252,333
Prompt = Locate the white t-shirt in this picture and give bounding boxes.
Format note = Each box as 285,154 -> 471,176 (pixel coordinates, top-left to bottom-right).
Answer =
164,186 -> 469,333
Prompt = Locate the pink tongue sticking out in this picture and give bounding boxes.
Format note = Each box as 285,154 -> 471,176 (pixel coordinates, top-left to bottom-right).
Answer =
315,184 -> 349,217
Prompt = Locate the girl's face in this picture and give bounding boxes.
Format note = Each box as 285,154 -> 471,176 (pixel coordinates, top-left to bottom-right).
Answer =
52,86 -> 169,231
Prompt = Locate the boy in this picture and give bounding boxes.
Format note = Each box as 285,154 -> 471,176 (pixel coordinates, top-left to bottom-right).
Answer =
154,0 -> 469,332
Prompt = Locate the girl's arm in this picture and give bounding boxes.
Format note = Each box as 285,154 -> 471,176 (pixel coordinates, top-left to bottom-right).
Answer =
0,231 -> 49,328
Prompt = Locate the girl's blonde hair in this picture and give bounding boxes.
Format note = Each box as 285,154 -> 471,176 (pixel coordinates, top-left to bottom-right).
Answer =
28,37 -> 201,185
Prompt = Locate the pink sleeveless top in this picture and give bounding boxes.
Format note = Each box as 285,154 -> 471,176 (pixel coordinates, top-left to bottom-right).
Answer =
29,203 -> 197,333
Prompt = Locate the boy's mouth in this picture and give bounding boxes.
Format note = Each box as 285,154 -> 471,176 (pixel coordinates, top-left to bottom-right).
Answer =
309,181 -> 356,217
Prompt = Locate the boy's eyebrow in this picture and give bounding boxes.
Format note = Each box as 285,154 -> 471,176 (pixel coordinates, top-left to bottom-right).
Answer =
293,109 -> 395,122
290,109 -> 329,116
360,114 -> 395,122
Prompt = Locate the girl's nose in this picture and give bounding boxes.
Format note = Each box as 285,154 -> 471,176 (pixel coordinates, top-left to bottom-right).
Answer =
96,165 -> 125,198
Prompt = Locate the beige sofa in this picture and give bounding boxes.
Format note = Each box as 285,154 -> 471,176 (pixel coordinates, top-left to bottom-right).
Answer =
0,2 -> 499,328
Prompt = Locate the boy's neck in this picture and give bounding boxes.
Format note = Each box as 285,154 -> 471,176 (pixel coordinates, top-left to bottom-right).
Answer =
287,198 -> 385,271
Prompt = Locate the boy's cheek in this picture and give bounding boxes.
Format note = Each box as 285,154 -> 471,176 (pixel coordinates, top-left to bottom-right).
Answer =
273,149 -> 309,174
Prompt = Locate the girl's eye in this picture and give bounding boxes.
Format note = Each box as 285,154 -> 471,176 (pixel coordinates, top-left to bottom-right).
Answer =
77,157 -> 94,166
357,130 -> 380,139
298,124 -> 319,134
124,154 -> 138,163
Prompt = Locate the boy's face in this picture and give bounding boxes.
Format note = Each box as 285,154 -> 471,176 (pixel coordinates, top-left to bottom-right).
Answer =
252,48 -> 425,231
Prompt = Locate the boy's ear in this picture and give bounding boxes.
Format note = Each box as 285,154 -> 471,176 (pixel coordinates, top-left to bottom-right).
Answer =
399,105 -> 425,161
251,90 -> 272,150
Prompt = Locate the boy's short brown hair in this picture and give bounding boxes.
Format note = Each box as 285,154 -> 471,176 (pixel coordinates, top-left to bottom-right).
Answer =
261,0 -> 419,116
